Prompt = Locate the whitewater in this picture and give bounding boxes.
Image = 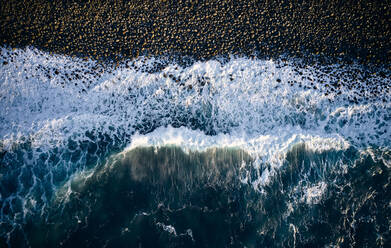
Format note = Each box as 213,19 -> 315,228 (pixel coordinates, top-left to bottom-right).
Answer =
0,47 -> 390,247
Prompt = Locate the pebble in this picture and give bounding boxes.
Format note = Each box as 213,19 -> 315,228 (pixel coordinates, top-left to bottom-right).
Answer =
0,0 -> 389,64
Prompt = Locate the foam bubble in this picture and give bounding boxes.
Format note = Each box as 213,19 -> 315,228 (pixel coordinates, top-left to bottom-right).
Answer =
301,181 -> 327,205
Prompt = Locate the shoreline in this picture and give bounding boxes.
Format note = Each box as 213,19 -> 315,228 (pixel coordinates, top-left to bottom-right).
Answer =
1,0 -> 390,65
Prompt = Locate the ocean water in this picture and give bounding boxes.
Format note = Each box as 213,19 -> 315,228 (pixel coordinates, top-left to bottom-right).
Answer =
0,47 -> 390,247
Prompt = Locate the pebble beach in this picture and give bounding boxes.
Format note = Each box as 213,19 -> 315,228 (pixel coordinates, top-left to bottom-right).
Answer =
1,0 -> 390,64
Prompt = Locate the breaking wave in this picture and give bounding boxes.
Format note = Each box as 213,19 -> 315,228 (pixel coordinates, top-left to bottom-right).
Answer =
0,47 -> 390,247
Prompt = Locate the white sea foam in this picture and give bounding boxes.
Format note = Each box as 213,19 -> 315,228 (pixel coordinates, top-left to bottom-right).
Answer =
127,125 -> 349,165
1,46 -> 390,196
1,46 -> 391,243
1,47 -> 390,152
157,222 -> 178,236
300,181 -> 327,205
1,47 -> 390,228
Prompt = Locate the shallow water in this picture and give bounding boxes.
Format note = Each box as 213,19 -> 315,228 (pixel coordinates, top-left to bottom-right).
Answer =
0,47 -> 390,247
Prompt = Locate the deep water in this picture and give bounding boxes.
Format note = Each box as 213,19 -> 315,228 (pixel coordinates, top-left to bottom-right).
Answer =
1,47 -> 391,247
